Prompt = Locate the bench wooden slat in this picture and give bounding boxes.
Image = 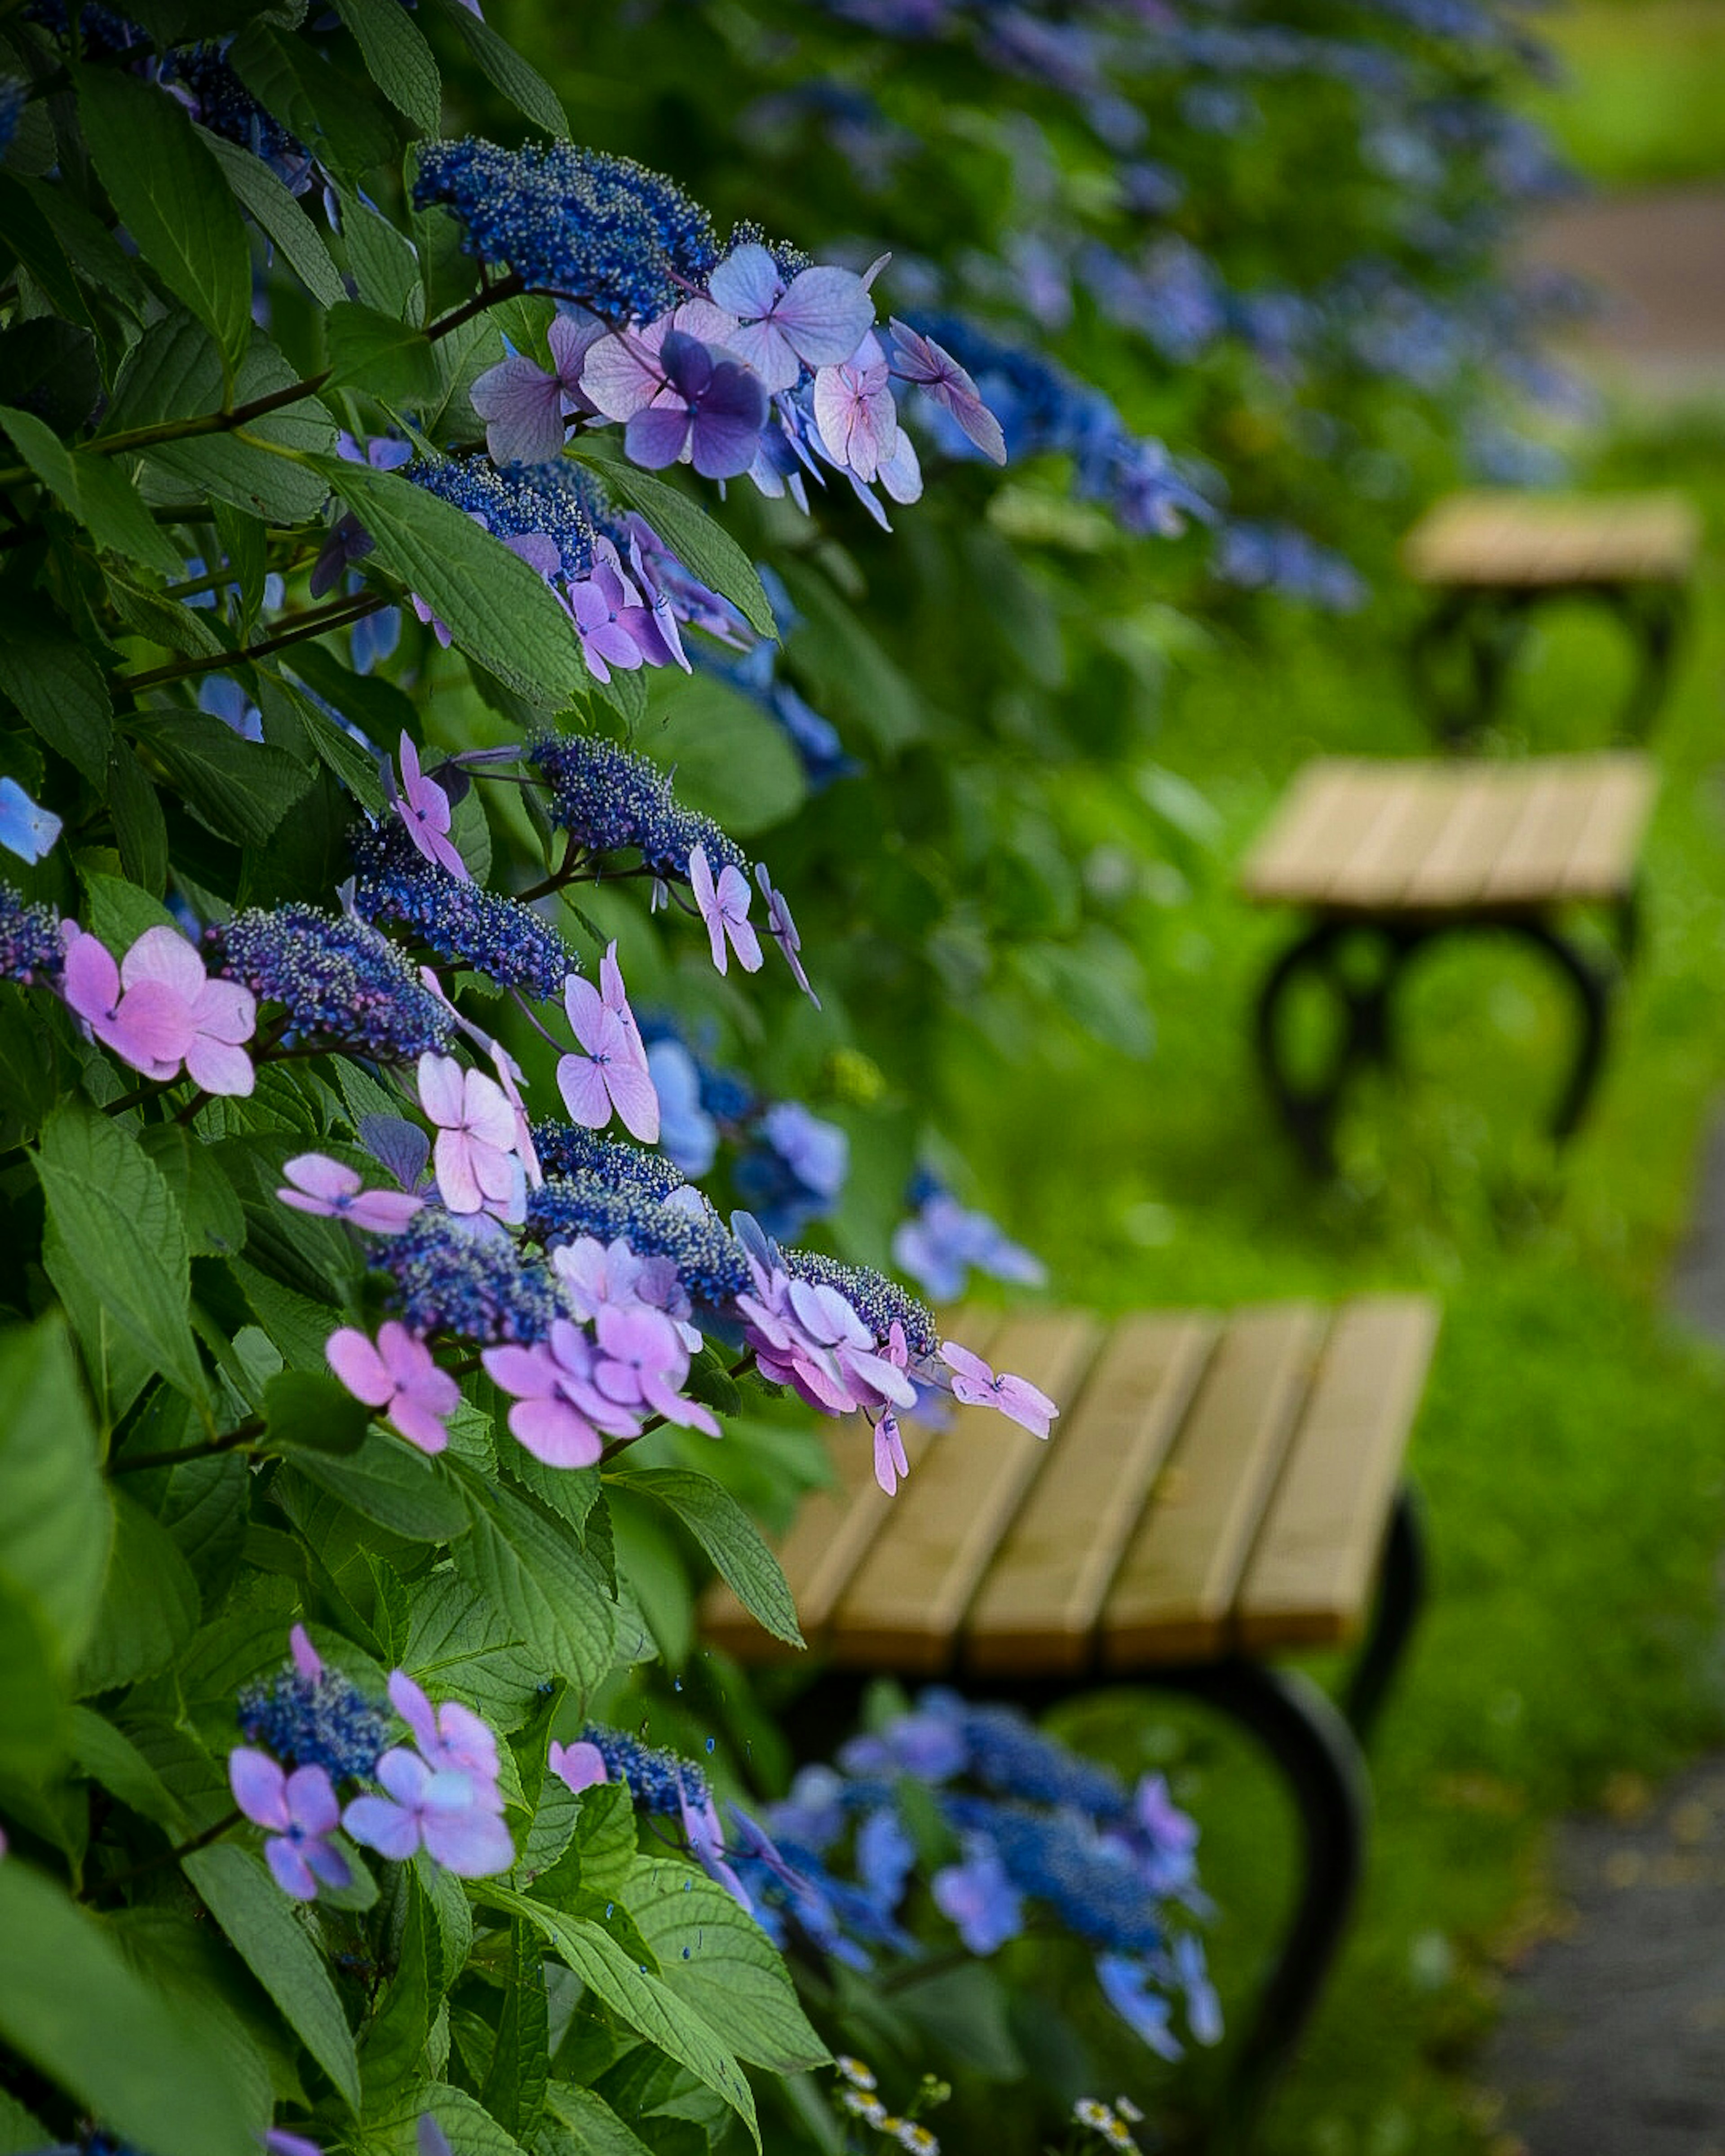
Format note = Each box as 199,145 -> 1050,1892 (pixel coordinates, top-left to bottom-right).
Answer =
1403,492 -> 1698,588
964,1311 -> 1221,1677
1555,753 -> 1656,901
1325,766 -> 1469,907
1234,1295 -> 1439,1650
1101,1303 -> 1328,1666
827,1311 -> 1104,1674
1478,762 -> 1607,904
698,1309 -> 1003,1660
1239,763 -> 1405,903
1396,768 -> 1530,909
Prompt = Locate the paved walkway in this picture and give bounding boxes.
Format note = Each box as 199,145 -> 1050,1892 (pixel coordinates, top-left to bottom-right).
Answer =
1474,186 -> 1725,2153
1524,186 -> 1725,402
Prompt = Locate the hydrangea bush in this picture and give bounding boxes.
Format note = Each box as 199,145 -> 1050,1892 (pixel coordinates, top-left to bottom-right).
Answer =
0,5 -> 1223,2155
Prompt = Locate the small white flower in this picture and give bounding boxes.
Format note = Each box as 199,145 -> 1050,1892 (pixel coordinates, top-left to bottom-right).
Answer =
896,2126 -> 940,2155
836,2055 -> 878,2091
1074,2099 -> 1115,2131
841,2091 -> 888,2125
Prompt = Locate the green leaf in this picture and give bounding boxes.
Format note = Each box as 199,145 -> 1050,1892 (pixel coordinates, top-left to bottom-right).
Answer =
541,2085 -> 656,2156
778,560 -> 926,753
198,129 -> 346,309
371,2080 -> 531,2156
159,1452 -> 250,1600
75,1489 -> 201,1694
455,1479 -> 615,1699
0,2090 -> 53,2156
575,452 -> 775,639
0,1581 -> 66,1781
131,709 -> 314,848
358,1871 -> 430,2103
0,317 -> 103,437
13,172 -> 154,322
326,300 -> 438,401
139,1123 -> 248,1258
423,0 -> 568,136
0,1313 -> 113,1670
183,1841 -> 363,2112
258,673 -> 386,811
0,1856 -> 261,2156
108,746 -> 171,895
482,1919 -> 549,2138
68,1704 -> 192,1836
262,1368 -> 370,1455
609,1469 -> 802,1649
311,456 -> 588,706
479,1885 -> 759,2148
110,315 -> 336,526
35,1099 -> 207,1406
79,68 -> 252,369
292,1429 -> 471,1542
333,0 -> 441,133
403,1570 -> 544,1732
79,869 -> 178,952
639,672 -> 804,840
340,191 -> 425,324
0,605 -> 113,784
229,21 -> 402,182
0,172 -> 95,329
0,403 -> 183,576
628,1857 -> 828,2073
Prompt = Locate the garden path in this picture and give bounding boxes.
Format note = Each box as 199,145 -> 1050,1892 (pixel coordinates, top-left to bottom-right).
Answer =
1471,189 -> 1725,2153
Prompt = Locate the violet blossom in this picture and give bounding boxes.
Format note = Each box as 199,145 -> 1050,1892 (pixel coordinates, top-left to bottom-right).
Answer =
277,1153 -> 424,1235
326,1321 -> 460,1454
418,1051 -> 524,1222
689,844 -> 762,976
229,1748 -> 352,1902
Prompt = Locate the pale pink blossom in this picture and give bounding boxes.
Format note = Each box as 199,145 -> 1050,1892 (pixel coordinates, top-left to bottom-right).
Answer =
326,1321 -> 460,1455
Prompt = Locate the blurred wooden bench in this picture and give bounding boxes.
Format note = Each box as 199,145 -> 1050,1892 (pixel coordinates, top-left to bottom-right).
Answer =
1402,490 -> 1698,742
1240,752 -> 1656,1173
703,1294 -> 1440,2128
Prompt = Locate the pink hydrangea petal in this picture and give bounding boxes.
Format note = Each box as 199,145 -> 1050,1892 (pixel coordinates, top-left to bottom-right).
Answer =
483,1342 -> 558,1401
509,1394 -> 604,1468
470,354 -> 566,464
119,924 -> 206,1001
462,1070 -> 518,1152
325,1327 -> 395,1409
61,930 -> 120,1022
348,1189 -> 424,1234
184,1033 -> 254,1098
939,1340 -> 994,1388
109,979 -> 195,1073
388,1397 -> 451,1455
422,1803 -> 514,1878
557,1051 -> 613,1130
229,1746 -> 290,1830
342,1793 -> 420,1861
265,1835 -> 319,1901
562,972 -> 606,1053
283,1153 -> 362,1206
385,1679 -> 439,1761
602,1056 -> 660,1145
549,1739 -> 610,1793
191,972 -> 257,1045
434,1128 -> 483,1213
417,1051 -> 467,1129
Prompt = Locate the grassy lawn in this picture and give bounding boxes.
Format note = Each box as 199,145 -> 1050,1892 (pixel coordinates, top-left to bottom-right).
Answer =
1526,1 -> 1725,189
916,409 -> 1725,2150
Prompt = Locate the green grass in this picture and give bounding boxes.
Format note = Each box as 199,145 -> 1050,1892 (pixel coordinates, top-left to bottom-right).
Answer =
920,409 -> 1725,2151
1526,2 -> 1725,188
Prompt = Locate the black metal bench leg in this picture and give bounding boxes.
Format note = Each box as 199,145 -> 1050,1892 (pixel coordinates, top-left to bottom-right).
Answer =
1255,921 -> 1410,1176
1159,1660 -> 1370,2147
1502,916 -> 1612,1139
1609,583 -> 1687,741
1343,1483 -> 1428,1745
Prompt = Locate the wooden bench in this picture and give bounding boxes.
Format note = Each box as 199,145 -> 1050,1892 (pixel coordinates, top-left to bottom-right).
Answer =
703,1295 -> 1441,2130
1401,491 -> 1698,742
1240,752 -> 1657,1173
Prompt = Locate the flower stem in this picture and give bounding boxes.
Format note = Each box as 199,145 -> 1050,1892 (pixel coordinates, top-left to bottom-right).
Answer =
0,373 -> 335,492
426,270 -> 526,344
111,1414 -> 265,1476
117,592 -> 388,697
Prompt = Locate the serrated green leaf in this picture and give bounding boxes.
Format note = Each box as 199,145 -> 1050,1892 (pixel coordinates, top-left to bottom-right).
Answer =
69,1704 -> 191,1835
574,452 -> 775,639
333,0 -> 441,133
14,169 -> 154,322
79,68 -> 253,368
35,1098 -> 208,1406
0,317 -> 102,437
292,1430 -> 471,1542
478,1885 -> 758,2148
229,21 -> 402,182
0,606 -> 113,784
139,1123 -> 248,1258
107,745 -> 171,895
131,708 -> 314,848
199,128 -> 346,310
340,191 -> 424,324
257,673 -> 386,810
326,300 -> 438,400
628,1857 -> 828,2073
0,403 -> 183,576
0,1313 -> 113,1670
76,1489 -> 201,1695
358,1871 -> 430,2103
262,1367 -> 371,1455
159,1451 -> 251,1600
638,672 -> 804,840
369,2079 -> 531,2156
0,1856 -> 260,2156
311,455 -> 588,706
403,1570 -> 544,1732
540,2084 -> 656,2156
183,1841 -> 363,2112
422,0 -> 568,136
454,1479 -> 615,1698
609,1468 -> 802,1648
481,1919 -> 548,2139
